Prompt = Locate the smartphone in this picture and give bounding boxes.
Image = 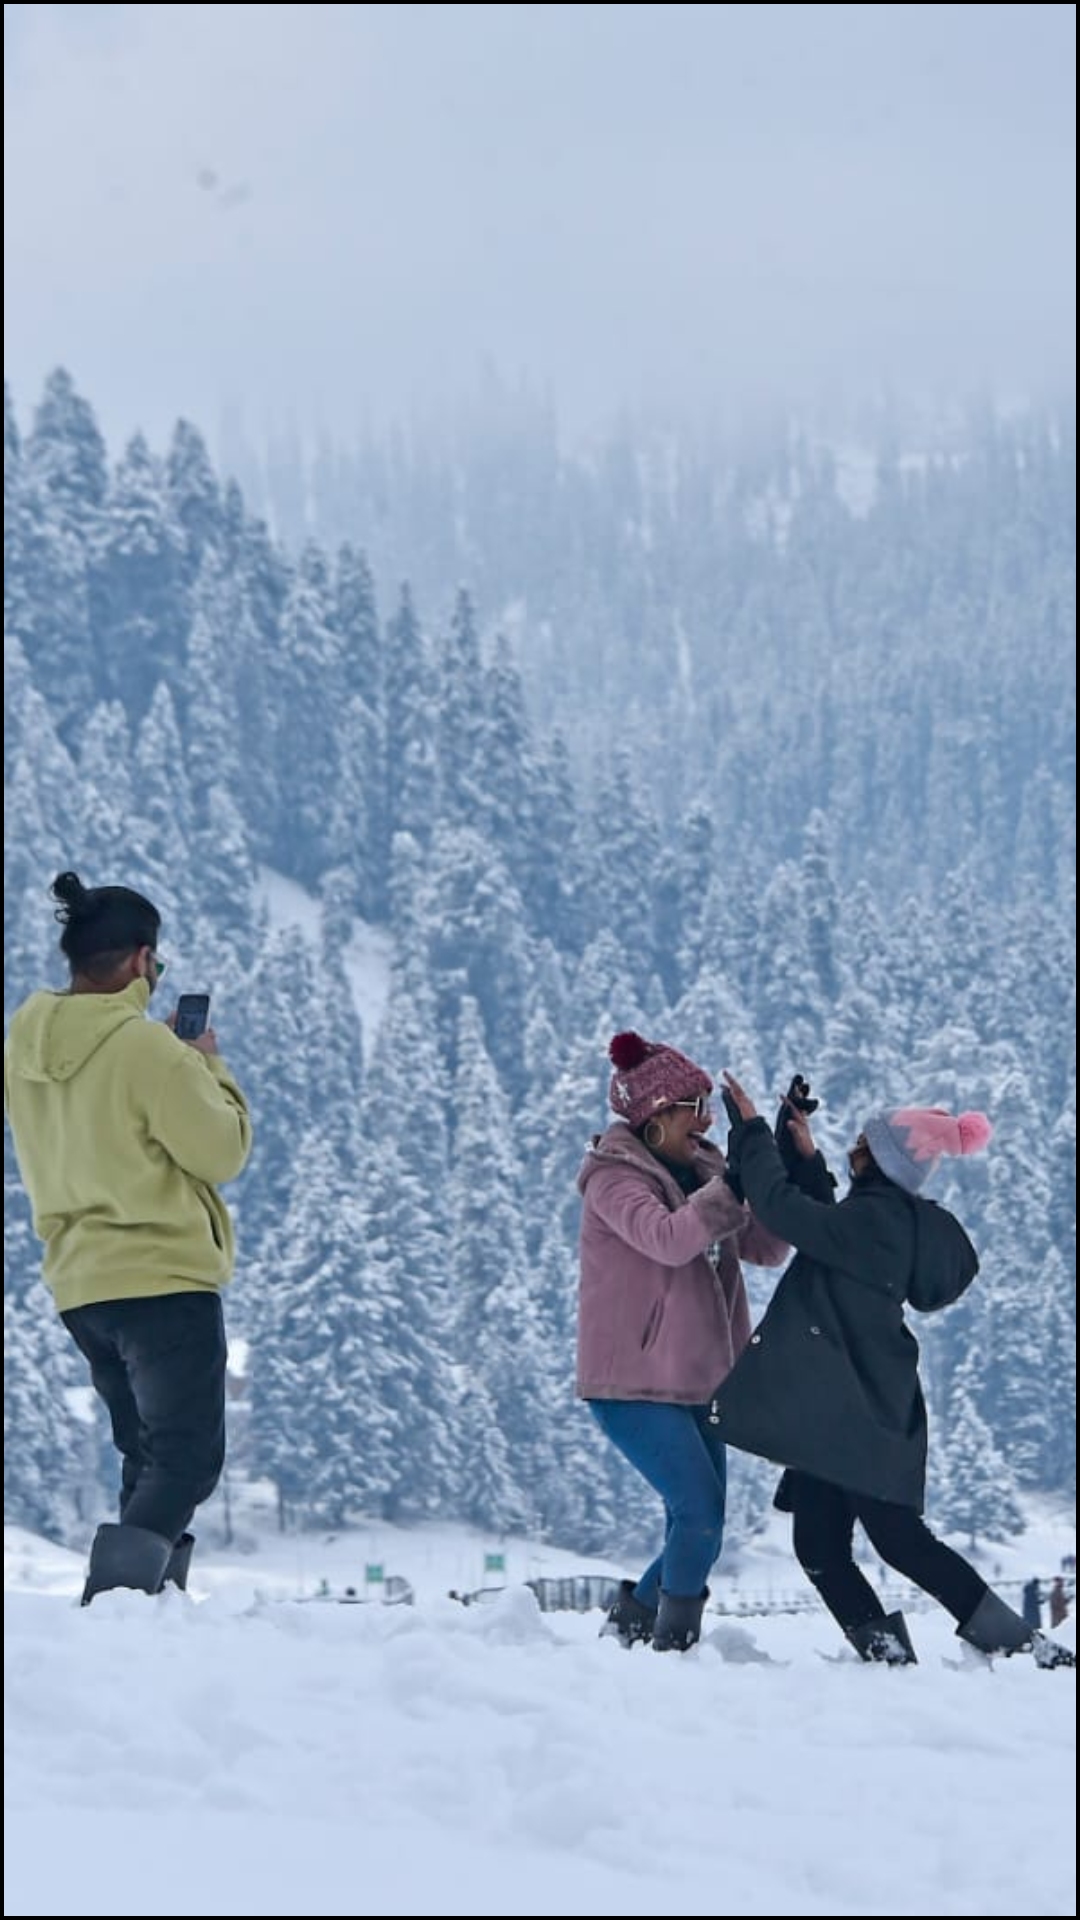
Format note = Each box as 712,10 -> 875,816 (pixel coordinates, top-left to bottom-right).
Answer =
174,993 -> 211,1042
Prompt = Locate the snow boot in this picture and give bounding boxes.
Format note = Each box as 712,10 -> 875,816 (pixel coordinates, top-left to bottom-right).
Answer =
652,1588 -> 708,1653
1029,1632 -> 1076,1669
164,1532 -> 196,1591
80,1522 -> 174,1606
958,1590 -> 1076,1668
599,1579 -> 657,1648
846,1610 -> 918,1665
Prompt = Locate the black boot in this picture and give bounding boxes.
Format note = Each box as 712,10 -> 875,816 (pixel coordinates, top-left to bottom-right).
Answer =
652,1588 -> 708,1653
81,1522 -> 173,1606
958,1590 -> 1076,1668
846,1611 -> 918,1665
164,1533 -> 196,1591
599,1579 -> 657,1648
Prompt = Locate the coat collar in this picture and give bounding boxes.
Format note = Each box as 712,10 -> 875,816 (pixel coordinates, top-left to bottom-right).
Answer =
578,1119 -> 725,1203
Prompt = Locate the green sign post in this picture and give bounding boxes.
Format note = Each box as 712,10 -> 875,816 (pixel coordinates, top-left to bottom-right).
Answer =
484,1552 -> 506,1575
365,1563 -> 384,1584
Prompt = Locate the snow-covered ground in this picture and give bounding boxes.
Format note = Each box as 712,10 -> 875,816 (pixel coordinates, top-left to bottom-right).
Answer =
5,1505 -> 1075,1917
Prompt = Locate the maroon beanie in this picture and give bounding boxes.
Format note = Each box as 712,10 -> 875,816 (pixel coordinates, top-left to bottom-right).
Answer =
607,1031 -> 713,1130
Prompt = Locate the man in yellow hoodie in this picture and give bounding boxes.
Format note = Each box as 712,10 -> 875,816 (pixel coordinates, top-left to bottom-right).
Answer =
4,871 -> 253,1603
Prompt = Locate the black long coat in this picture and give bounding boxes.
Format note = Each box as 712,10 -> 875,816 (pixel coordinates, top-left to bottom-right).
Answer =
710,1119 -> 979,1511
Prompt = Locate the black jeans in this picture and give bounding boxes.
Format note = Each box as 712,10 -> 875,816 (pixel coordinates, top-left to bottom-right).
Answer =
786,1470 -> 987,1632
62,1291 -> 227,1543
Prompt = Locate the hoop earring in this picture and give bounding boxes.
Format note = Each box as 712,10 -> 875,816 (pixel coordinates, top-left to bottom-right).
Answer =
644,1119 -> 666,1149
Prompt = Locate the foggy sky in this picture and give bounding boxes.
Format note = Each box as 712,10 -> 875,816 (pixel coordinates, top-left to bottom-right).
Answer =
4,2 -> 1076,448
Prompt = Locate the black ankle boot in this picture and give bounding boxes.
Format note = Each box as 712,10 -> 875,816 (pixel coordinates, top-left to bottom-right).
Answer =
958,1590 -> 1076,1668
81,1523 -> 174,1606
600,1579 -> 657,1648
652,1588 -> 708,1653
164,1533 -> 195,1591
846,1610 -> 918,1665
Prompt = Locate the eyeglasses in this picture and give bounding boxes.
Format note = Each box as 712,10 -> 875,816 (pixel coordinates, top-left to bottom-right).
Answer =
149,952 -> 167,979
669,1095 -> 712,1120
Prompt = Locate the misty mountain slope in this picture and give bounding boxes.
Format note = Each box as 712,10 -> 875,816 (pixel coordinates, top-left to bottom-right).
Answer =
4,374 -> 1075,1552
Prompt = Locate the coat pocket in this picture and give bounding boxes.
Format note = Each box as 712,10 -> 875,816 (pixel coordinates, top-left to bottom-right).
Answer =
640,1298 -> 666,1351
196,1184 -> 226,1253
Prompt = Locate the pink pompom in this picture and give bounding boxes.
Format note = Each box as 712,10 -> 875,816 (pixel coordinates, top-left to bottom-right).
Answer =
957,1112 -> 993,1155
609,1031 -> 650,1070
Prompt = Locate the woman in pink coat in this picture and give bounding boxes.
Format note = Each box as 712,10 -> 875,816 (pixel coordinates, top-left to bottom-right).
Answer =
577,1031 -> 789,1652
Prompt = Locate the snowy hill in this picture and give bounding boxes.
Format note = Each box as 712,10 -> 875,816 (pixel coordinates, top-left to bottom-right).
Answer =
5,1512 -> 1075,1918
257,867 -> 393,1047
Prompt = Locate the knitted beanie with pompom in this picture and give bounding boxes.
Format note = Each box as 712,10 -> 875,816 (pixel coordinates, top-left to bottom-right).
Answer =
862,1106 -> 993,1194
607,1030 -> 712,1131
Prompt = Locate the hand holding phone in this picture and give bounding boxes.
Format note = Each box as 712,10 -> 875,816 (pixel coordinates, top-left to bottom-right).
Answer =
174,993 -> 211,1042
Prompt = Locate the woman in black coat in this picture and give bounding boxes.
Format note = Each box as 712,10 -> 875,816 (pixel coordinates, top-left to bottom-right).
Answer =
713,1075 -> 1074,1669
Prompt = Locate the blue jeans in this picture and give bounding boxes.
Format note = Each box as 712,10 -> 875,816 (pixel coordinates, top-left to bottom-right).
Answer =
589,1399 -> 728,1605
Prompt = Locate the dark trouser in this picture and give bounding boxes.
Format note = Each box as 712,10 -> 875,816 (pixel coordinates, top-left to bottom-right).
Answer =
589,1399 -> 727,1605
61,1292 -> 227,1543
786,1470 -> 988,1632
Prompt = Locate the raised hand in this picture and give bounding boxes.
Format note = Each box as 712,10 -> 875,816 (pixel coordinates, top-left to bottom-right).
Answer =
784,1074 -> 819,1115
774,1075 -> 819,1165
720,1071 -> 758,1123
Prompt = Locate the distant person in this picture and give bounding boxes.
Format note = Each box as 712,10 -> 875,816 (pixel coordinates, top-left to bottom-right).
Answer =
1022,1578 -> 1043,1630
712,1074 -> 1075,1669
4,872 -> 252,1604
1048,1577 -> 1070,1629
576,1032 -> 789,1653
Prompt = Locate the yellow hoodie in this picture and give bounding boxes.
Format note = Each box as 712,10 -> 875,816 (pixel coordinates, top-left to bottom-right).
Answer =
4,979 -> 252,1312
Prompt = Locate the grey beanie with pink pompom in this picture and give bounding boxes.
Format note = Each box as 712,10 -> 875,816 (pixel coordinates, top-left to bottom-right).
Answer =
863,1106 -> 993,1194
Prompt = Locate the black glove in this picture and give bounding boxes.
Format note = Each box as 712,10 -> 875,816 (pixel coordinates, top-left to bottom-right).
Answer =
774,1075 -> 818,1176
721,1089 -> 746,1201
781,1074 -> 819,1117
774,1075 -> 837,1197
